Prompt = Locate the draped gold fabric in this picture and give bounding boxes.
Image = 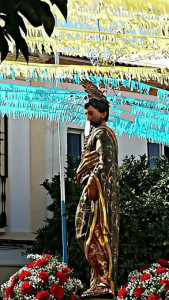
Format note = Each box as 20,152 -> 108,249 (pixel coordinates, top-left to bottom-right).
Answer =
75,125 -> 120,295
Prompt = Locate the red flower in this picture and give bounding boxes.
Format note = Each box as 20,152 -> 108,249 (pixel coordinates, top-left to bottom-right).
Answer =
140,265 -> 149,272
161,280 -> 169,290
50,284 -> 64,299
133,287 -> 145,297
27,262 -> 36,268
156,267 -> 167,274
11,274 -> 19,284
55,271 -> 68,283
148,295 -> 160,300
123,282 -> 128,288
141,273 -> 151,281
37,271 -> 49,285
157,258 -> 169,266
42,254 -> 52,259
37,271 -> 49,284
36,258 -> 49,268
4,286 -> 14,299
36,291 -> 50,300
19,270 -> 31,281
70,292 -> 75,300
21,282 -> 33,295
161,279 -> 169,285
118,287 -> 127,298
165,284 -> 169,290
61,266 -> 73,277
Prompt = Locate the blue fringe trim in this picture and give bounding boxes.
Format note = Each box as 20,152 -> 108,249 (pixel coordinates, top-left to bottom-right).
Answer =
0,82 -> 169,145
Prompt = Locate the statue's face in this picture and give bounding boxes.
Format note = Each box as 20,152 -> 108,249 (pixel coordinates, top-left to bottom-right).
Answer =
85,105 -> 107,127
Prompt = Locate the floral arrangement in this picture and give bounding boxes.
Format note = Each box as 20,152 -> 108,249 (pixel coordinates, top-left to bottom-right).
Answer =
117,258 -> 169,300
1,254 -> 83,300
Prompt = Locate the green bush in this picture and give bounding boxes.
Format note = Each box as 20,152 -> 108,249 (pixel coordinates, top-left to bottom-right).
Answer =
118,154 -> 169,285
29,155 -> 169,288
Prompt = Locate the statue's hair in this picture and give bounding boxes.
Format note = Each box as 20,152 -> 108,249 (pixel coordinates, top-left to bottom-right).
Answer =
84,98 -> 109,121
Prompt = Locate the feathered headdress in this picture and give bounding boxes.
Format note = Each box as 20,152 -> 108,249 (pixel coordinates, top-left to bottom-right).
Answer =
81,79 -> 109,106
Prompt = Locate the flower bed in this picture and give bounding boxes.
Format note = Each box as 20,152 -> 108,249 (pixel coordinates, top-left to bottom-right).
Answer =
1,254 -> 83,300
117,259 -> 169,299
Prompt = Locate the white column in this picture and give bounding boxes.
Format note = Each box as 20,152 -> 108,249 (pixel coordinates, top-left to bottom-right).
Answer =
9,119 -> 30,232
45,121 -> 60,217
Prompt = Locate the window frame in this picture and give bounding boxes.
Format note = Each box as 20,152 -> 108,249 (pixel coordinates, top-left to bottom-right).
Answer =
147,141 -> 162,168
67,128 -> 84,157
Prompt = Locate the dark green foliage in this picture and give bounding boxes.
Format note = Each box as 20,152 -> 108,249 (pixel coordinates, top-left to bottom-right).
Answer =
50,0 -> 67,20
0,0 -> 67,62
118,154 -> 169,286
30,154 -> 169,288
29,174 -> 62,255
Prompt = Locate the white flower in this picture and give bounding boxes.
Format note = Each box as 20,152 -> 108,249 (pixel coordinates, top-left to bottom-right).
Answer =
117,259 -> 169,300
1,254 -> 83,300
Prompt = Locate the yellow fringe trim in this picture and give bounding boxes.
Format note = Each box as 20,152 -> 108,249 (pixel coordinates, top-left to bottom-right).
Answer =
42,0 -> 169,34
7,25 -> 169,61
1,61 -> 169,85
3,5 -> 169,60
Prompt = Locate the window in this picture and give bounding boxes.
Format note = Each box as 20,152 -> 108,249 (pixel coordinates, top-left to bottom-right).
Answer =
147,142 -> 160,168
67,129 -> 84,157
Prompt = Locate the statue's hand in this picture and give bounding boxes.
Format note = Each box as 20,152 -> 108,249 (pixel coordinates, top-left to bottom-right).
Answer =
85,176 -> 98,200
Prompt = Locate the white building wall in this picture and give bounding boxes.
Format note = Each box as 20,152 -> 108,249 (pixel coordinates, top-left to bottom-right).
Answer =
9,118 -> 30,232
117,134 -> 147,165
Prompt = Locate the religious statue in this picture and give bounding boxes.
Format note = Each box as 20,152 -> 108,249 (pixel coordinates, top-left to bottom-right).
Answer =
75,80 -> 120,298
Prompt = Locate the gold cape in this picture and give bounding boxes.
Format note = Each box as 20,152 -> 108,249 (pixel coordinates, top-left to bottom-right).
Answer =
75,125 -> 120,294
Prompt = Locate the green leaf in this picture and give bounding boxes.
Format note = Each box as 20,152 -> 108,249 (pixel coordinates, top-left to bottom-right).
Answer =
0,14 -> 7,22
17,0 -> 42,27
50,0 -> 67,20
16,14 -> 27,35
0,27 -> 9,62
4,12 -> 29,62
0,0 -> 67,61
16,36 -> 29,62
40,2 -> 55,36
5,13 -> 21,37
0,0 -> 17,14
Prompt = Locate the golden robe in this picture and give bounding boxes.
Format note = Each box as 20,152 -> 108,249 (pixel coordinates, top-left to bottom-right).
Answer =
75,125 -> 120,295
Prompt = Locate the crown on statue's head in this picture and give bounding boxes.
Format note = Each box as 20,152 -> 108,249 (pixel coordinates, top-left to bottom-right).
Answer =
81,79 -> 109,106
